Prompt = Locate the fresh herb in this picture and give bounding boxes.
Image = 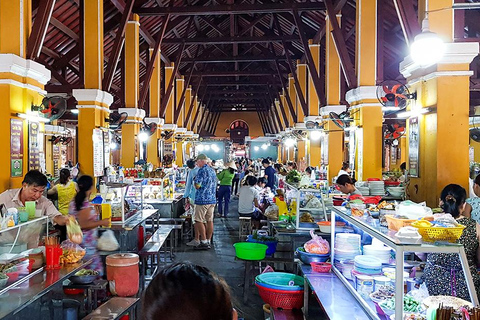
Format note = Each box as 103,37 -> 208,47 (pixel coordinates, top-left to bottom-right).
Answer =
252,230 -> 277,242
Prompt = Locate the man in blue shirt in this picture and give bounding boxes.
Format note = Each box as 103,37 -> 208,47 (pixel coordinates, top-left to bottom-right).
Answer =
262,159 -> 276,191
188,154 -> 217,249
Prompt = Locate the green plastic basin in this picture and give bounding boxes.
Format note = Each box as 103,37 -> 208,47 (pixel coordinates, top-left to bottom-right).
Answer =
234,242 -> 268,260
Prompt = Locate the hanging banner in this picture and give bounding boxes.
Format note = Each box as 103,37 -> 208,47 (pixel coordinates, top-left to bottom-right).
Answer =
10,119 -> 24,177
93,128 -> 104,177
29,122 -> 41,171
321,134 -> 329,165
408,117 -> 420,177
348,130 -> 356,173
164,142 -> 174,155
53,144 -> 60,177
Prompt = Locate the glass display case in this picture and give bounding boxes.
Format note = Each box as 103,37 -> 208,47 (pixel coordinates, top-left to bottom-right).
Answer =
104,183 -> 138,224
140,173 -> 176,204
175,167 -> 188,195
283,182 -> 329,230
330,206 -> 478,320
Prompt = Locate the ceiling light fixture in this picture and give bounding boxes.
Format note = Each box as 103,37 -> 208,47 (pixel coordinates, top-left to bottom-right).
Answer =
138,132 -> 149,142
410,16 -> 445,67
310,130 -> 323,141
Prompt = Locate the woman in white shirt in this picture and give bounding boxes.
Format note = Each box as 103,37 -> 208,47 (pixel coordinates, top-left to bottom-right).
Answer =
337,162 -> 351,177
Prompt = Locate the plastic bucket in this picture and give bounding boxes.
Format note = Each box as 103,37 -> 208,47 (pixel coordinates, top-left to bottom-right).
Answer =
255,272 -> 304,290
246,235 -> 278,256
233,242 -> 268,260
106,253 -> 139,297
63,299 -> 80,320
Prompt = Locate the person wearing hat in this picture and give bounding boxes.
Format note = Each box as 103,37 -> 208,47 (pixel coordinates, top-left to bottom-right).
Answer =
189,154 -> 218,249
216,161 -> 236,218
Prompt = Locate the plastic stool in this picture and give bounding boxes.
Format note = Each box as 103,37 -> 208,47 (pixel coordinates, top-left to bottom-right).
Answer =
239,217 -> 252,240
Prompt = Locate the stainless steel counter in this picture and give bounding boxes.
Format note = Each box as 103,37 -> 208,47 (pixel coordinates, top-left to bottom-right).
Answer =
300,264 -> 372,320
0,259 -> 92,319
111,209 -> 159,231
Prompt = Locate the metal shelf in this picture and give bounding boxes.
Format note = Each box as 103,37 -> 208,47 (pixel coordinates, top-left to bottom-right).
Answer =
331,206 -> 479,320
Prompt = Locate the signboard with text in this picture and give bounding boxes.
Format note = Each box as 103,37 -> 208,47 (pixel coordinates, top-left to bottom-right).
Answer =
93,129 -> 104,177
10,119 -> 23,177
408,117 -> 419,177
28,122 -> 41,171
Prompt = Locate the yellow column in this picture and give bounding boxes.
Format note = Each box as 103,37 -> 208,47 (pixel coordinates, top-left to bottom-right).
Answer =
121,15 -> 141,168
400,42 -> 478,205
83,0 -> 104,89
278,145 -> 282,162
0,0 -> 31,57
274,100 -> 285,131
176,141 -> 184,166
322,14 -> 345,181
146,48 -> 162,168
308,42 -> 320,117
288,76 -> 296,126
164,64 -> 175,125
297,140 -> 306,163
280,94 -> 289,128
176,77 -> 185,127
297,63 -> 307,123
74,0 -> 112,177
345,0 -> 382,181
185,86 -> 192,128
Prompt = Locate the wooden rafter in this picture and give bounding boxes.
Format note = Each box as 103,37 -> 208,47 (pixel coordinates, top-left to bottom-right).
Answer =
28,0 -> 56,60
392,0 -> 421,45
292,10 -> 327,106
161,35 -> 300,44
324,0 -> 358,88
103,0 -> 135,91
138,14 -> 171,110
174,47 -> 200,123
274,14 -> 309,117
134,2 -> 325,16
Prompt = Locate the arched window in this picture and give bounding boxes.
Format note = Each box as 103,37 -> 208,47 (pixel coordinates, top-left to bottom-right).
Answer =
229,120 -> 249,144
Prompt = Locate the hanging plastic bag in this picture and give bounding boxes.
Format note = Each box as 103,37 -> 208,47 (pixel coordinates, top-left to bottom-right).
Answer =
60,240 -> 86,264
304,230 -> 330,254
264,204 -> 279,220
66,216 -> 83,245
97,230 -> 120,251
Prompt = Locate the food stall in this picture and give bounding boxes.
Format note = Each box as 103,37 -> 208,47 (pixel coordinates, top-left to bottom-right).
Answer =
296,199 -> 478,320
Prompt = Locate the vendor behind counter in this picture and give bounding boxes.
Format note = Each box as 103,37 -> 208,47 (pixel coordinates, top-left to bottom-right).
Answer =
0,170 -> 68,226
335,174 -> 362,197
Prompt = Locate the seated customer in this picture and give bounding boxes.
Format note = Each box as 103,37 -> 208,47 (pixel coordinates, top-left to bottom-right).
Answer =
238,176 -> 265,229
143,262 -> 238,320
421,184 -> 480,302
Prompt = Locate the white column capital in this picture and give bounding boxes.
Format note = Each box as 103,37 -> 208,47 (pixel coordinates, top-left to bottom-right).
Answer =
400,42 -> 480,79
144,117 -> 164,126
319,105 -> 347,117
73,89 -> 114,106
176,127 -> 187,134
163,124 -> 177,131
118,107 -> 145,119
0,54 -> 51,85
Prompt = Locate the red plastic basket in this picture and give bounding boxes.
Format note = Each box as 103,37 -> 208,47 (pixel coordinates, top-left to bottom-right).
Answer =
255,284 -> 304,309
310,262 -> 331,273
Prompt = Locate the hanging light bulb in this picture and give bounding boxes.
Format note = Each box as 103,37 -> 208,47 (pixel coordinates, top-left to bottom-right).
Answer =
197,145 -> 204,151
284,138 -> 296,147
109,142 -> 118,150
254,146 -> 260,151
410,16 -> 445,67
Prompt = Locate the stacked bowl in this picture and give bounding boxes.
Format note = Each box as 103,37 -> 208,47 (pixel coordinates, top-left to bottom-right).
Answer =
368,181 -> 385,196
353,255 -> 383,275
387,186 -> 405,198
362,245 -> 392,264
255,272 -> 304,309
334,233 -> 361,261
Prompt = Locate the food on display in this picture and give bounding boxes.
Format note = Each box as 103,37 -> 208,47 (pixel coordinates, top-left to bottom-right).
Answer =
286,170 -> 301,183
75,269 -> 99,276
379,295 -> 421,313
370,285 -> 395,302
351,207 -> 365,217
377,201 -> 395,210
60,240 -> 86,264
390,313 -> 427,320
300,213 -> 314,223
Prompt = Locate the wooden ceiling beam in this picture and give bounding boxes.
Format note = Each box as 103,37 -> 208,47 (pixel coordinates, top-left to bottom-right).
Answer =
274,60 -> 297,123
133,2 -> 325,16
138,14 -> 172,110
174,45 -> 200,123
103,0 -> 135,92
274,14 -> 309,117
181,55 -> 290,63
50,17 -> 79,41
161,35 -> 300,44
27,0 -> 56,60
392,0 -> 421,45
160,42 -> 188,117
292,10 -> 326,106
238,14 -> 267,36
191,71 -> 278,76
324,0 -> 357,88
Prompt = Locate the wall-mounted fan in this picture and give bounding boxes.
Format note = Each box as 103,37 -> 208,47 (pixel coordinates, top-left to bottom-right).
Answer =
32,96 -> 67,121
305,118 -> 324,130
385,123 -> 406,140
141,122 -> 157,137
161,130 -> 174,140
49,135 -> 63,144
470,128 -> 480,142
109,112 -> 128,130
376,81 -> 416,109
329,111 -> 352,130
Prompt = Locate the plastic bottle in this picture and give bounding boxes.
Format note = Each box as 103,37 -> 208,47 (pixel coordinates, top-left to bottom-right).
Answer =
7,208 -> 18,225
